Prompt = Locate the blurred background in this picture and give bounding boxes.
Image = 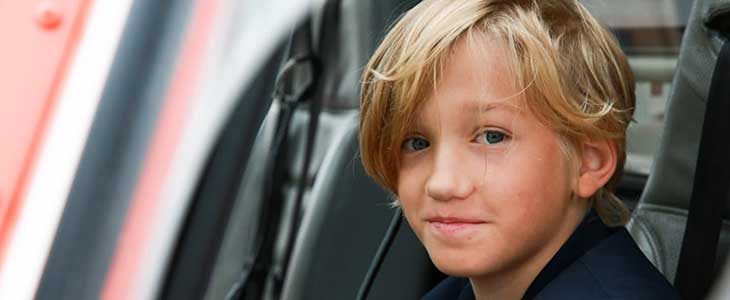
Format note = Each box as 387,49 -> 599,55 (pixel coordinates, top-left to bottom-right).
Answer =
0,0 -> 718,300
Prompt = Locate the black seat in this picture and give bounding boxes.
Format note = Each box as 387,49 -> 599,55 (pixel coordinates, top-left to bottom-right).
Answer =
204,1 -> 440,299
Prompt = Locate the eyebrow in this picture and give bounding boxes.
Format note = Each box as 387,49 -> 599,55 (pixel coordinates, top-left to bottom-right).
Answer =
463,102 -> 521,114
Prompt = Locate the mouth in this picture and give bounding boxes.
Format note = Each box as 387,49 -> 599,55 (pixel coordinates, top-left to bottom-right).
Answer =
425,217 -> 488,236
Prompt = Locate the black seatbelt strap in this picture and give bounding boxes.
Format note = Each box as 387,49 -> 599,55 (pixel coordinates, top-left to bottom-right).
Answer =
356,208 -> 404,300
225,17 -> 318,300
675,40 -> 730,299
271,0 -> 340,297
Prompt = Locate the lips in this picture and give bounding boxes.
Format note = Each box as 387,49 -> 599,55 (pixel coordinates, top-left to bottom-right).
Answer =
425,216 -> 487,235
426,216 -> 485,224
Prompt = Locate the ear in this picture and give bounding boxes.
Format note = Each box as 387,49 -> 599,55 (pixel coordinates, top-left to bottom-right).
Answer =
576,139 -> 617,199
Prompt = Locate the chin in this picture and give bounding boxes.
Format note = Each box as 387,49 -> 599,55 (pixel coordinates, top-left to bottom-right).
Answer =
427,247 -> 500,278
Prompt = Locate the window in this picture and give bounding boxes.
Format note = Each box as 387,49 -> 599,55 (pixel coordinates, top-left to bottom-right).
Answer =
582,0 -> 693,175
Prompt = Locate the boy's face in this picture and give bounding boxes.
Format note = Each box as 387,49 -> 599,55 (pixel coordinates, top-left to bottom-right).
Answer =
396,37 -> 587,280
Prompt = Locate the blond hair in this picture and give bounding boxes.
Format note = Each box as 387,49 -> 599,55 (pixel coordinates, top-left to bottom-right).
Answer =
359,0 -> 635,226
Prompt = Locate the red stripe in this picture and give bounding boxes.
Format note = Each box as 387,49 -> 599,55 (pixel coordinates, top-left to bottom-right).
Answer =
101,0 -> 223,298
0,0 -> 94,270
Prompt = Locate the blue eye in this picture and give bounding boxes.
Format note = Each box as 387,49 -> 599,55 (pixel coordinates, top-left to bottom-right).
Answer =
477,130 -> 506,144
403,137 -> 430,151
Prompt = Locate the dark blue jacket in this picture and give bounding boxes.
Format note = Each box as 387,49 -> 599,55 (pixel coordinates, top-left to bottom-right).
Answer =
422,211 -> 682,300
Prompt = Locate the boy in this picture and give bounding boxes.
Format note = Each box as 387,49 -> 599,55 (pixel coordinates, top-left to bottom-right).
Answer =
358,0 -> 681,299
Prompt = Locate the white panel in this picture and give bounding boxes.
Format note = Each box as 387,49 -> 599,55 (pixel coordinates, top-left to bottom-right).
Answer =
0,0 -> 134,299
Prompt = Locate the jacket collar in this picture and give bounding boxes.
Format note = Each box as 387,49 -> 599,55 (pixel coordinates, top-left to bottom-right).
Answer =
522,209 -> 616,299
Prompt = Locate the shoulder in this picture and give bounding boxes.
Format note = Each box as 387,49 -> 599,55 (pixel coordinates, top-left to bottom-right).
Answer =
536,228 -> 682,300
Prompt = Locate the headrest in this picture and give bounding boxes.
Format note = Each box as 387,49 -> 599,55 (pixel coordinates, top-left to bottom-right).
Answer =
314,0 -> 419,111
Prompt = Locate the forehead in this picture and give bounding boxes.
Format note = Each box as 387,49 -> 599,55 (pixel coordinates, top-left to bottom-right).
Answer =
419,33 -> 525,117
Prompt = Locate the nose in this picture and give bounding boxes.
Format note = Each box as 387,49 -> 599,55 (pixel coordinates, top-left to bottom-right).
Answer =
425,146 -> 476,201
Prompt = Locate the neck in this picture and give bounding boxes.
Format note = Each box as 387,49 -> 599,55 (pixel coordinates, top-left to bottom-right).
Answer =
468,249 -> 552,300
469,205 -> 590,300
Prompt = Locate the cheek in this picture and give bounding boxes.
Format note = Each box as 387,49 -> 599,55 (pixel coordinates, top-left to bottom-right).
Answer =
397,158 -> 429,218
484,140 -> 572,224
